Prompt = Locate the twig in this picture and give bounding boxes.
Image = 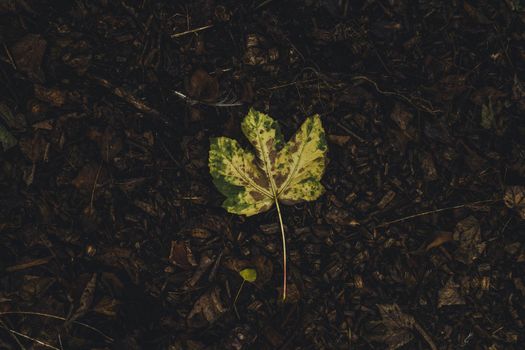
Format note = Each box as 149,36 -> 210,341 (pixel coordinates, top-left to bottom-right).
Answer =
171,24 -> 214,38
3,43 -> 17,71
171,90 -> 243,107
233,280 -> 245,319
89,163 -> 103,212
0,311 -> 114,342
375,199 -> 498,228
0,318 -> 26,349
333,117 -> 366,143
5,256 -> 53,273
351,75 -> 441,115
58,333 -> 64,350
267,78 -> 319,91
0,323 -> 59,350
254,0 -> 276,10
88,75 -> 161,116
414,321 -> 438,350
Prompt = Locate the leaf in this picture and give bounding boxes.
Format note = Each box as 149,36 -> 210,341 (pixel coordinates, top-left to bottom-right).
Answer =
67,273 -> 97,325
452,216 -> 486,264
373,304 -> 415,350
481,101 -> 494,129
437,278 -> 465,308
0,102 -> 26,129
239,268 -> 257,283
209,108 -> 327,300
187,286 -> 227,328
208,108 -> 327,216
504,186 -> 525,219
0,123 -> 17,151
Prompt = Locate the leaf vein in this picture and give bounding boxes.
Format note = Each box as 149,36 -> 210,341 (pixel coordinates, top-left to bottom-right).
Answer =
223,156 -> 272,198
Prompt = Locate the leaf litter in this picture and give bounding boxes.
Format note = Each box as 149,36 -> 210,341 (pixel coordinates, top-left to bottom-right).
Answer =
0,1 -> 524,349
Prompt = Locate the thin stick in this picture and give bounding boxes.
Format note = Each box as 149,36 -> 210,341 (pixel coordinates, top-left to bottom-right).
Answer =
0,317 -> 26,349
171,90 -> 242,107
3,43 -> 17,71
375,199 -> 497,228
233,280 -> 245,319
0,311 -> 113,342
0,326 -> 59,350
89,163 -> 103,212
351,75 -> 441,115
171,24 -> 214,38
274,198 -> 287,301
413,322 -> 437,350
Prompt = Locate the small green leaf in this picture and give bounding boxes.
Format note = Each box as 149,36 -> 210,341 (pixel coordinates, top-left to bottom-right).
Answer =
239,268 -> 257,283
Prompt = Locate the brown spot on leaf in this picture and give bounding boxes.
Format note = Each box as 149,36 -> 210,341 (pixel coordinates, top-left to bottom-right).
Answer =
249,190 -> 265,201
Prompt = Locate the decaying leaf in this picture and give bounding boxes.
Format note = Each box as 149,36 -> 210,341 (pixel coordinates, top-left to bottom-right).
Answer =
209,108 -> 327,299
10,34 -> 47,82
481,100 -> 494,129
453,216 -> 486,264
187,68 -> 219,102
426,231 -> 453,251
187,287 -> 227,328
438,278 -> 465,308
504,186 -> 525,219
0,123 -> 17,151
208,108 -> 327,216
169,240 -> 197,269
94,296 -> 120,317
0,102 -> 27,129
67,273 -> 97,324
373,304 -> 415,350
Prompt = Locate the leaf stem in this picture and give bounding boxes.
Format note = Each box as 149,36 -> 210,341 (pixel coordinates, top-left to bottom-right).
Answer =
233,279 -> 245,319
274,197 -> 287,301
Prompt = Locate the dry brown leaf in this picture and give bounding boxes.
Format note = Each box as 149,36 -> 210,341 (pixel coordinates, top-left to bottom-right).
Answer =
169,241 -> 197,269
187,287 -> 227,327
72,163 -> 107,193
438,278 -> 465,308
18,133 -> 49,162
453,216 -> 486,264
10,34 -> 47,82
187,69 -> 219,102
420,151 -> 438,181
328,134 -> 351,146
94,296 -> 120,317
504,186 -> 525,219
390,103 -> 413,130
34,84 -> 67,107
426,231 -> 453,251
373,304 -> 415,350
68,273 -> 97,324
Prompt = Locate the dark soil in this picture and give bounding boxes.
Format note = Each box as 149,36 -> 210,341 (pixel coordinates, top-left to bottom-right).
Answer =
1,1 -> 525,349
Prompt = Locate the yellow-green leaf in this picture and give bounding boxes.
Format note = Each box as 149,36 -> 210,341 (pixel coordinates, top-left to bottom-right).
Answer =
276,114 -> 327,203
209,136 -> 273,216
208,108 -> 327,216
209,108 -> 327,300
239,268 -> 257,282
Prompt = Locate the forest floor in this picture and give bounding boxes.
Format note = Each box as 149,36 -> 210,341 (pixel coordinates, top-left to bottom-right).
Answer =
1,1 -> 525,349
